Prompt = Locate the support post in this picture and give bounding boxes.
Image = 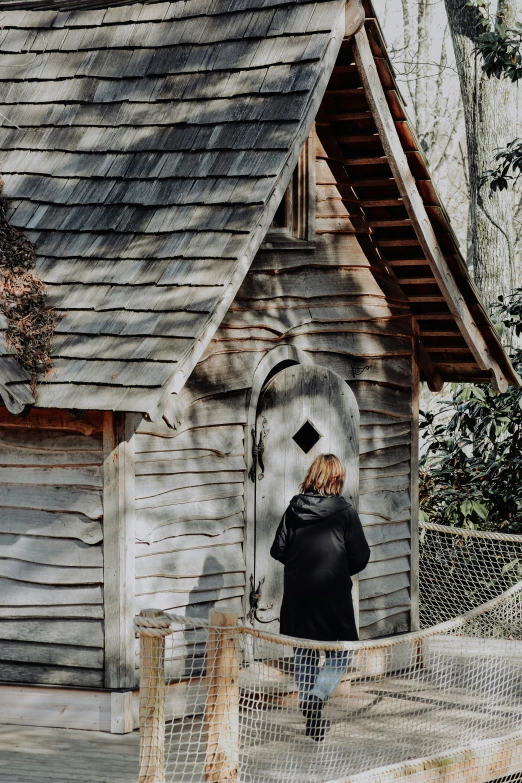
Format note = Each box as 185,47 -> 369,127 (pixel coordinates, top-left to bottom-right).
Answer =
103,411 -> 137,691
139,609 -> 170,783
205,609 -> 240,783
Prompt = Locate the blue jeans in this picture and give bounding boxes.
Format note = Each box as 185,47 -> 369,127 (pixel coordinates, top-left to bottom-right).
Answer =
294,648 -> 352,703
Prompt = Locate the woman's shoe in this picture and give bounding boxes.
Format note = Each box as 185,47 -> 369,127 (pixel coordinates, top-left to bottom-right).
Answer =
303,695 -> 328,741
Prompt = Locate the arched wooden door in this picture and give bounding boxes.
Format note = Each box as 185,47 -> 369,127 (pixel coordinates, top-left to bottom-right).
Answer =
249,364 -> 359,632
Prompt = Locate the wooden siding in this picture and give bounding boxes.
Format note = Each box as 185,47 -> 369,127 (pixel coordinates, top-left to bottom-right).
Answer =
0,409 -> 104,685
135,227 -> 413,641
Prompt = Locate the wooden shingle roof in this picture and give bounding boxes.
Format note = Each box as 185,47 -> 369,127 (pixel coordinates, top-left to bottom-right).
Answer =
0,0 -> 347,416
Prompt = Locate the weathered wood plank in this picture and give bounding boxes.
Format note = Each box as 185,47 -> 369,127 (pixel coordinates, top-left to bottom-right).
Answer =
359,571 -> 410,600
251,234 -> 371,271
135,470 -> 245,501
0,578 -> 103,606
135,454 -> 246,475
359,604 -> 411,628
0,620 -> 104,647
360,446 -> 410,469
135,527 -> 244,559
360,511 -> 410,527
0,559 -> 102,585
138,513 -> 245,545
0,640 -> 103,669
364,521 -> 410,546
360,588 -> 411,612
0,465 -> 102,487
175,390 -> 248,434
360,473 -> 410,493
350,382 -> 412,418
135,585 -> 245,613
209,332 -> 411,360
135,482 -> 244,511
136,496 -> 244,541
0,430 -> 103,465
0,534 -> 102,567
103,411 -> 136,690
136,572 -> 245,597
359,608 -> 410,636
0,605 -> 104,619
300,352 -> 412,388
0,485 -> 102,519
359,489 -> 410,520
369,538 -> 411,563
0,409 -> 101,437
0,509 -> 102,544
0,663 -> 104,687
363,556 -> 410,580
135,543 -> 245,579
134,424 -> 244,455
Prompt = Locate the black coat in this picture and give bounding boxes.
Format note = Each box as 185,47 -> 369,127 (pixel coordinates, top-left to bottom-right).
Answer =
270,493 -> 370,642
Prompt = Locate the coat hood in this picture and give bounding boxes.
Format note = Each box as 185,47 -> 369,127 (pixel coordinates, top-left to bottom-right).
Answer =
288,493 -> 350,524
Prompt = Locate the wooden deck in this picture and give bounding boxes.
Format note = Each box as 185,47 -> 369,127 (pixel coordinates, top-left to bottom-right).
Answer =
0,725 -> 138,783
1,666 -> 521,783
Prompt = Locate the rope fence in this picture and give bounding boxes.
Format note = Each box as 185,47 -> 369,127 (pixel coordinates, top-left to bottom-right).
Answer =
135,523 -> 522,783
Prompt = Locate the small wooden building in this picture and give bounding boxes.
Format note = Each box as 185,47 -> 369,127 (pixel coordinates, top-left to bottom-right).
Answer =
0,0 -> 517,732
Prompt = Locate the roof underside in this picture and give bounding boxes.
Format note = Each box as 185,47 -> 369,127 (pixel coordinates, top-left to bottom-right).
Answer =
0,0 -> 345,414
315,1 -> 519,389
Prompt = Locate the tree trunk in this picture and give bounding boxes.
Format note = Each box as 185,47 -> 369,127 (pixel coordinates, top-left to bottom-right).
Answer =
444,0 -> 521,308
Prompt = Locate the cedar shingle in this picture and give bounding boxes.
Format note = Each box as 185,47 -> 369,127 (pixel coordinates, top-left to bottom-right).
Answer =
0,0 -> 342,411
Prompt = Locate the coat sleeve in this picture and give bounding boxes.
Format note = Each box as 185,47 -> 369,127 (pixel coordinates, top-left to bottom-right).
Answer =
270,510 -> 290,564
344,507 -> 371,576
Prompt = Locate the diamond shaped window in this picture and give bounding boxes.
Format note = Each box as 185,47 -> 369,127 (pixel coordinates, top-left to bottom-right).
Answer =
292,421 -> 321,454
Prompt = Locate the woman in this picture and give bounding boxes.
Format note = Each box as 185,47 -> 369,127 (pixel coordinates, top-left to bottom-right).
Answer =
270,453 -> 370,741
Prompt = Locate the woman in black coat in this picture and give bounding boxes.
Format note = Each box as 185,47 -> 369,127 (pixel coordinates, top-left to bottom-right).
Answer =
270,453 -> 370,741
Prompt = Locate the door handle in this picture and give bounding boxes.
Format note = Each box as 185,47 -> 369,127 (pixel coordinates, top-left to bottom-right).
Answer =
247,574 -> 279,625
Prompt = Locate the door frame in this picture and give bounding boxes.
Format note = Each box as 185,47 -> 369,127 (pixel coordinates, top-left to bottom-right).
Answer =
243,346 -> 314,623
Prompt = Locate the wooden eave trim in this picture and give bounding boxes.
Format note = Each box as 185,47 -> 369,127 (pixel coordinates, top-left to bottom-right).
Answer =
149,2 -> 348,424
354,26 -> 515,392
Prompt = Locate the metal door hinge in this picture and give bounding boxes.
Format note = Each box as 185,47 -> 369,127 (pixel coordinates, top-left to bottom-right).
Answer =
247,574 -> 279,625
248,416 -> 268,482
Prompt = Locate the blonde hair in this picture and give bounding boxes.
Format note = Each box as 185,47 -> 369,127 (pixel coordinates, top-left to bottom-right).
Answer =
300,453 -> 346,496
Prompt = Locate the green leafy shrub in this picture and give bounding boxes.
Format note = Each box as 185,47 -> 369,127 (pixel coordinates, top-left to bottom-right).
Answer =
419,291 -> 522,533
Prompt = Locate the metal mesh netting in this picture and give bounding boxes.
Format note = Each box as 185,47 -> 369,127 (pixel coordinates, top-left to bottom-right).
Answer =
419,522 -> 522,628
137,555 -> 522,783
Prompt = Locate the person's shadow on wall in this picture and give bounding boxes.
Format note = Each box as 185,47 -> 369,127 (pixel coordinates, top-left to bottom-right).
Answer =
183,555 -> 224,678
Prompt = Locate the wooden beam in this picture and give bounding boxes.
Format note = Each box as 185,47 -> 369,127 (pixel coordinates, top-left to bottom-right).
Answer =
407,296 -> 446,303
396,277 -> 437,284
103,412 -> 137,690
419,330 -> 462,337
338,135 -> 380,143
376,239 -> 421,247
414,313 -> 455,320
328,110 -> 374,121
368,219 -> 412,228
361,199 -> 404,206
354,26 -> 510,393
337,729 -> 522,783
349,178 -> 397,187
388,259 -> 430,266
425,346 -> 473,354
343,156 -> 388,165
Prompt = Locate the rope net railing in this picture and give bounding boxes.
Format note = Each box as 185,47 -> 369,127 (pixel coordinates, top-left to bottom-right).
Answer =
419,522 -> 522,627
136,524 -> 522,783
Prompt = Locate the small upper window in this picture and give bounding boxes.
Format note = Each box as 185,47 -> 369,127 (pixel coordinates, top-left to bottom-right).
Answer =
262,130 -> 316,248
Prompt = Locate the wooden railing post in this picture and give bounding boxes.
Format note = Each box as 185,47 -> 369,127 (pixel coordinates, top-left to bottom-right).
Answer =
138,609 -> 170,783
205,609 -> 240,783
